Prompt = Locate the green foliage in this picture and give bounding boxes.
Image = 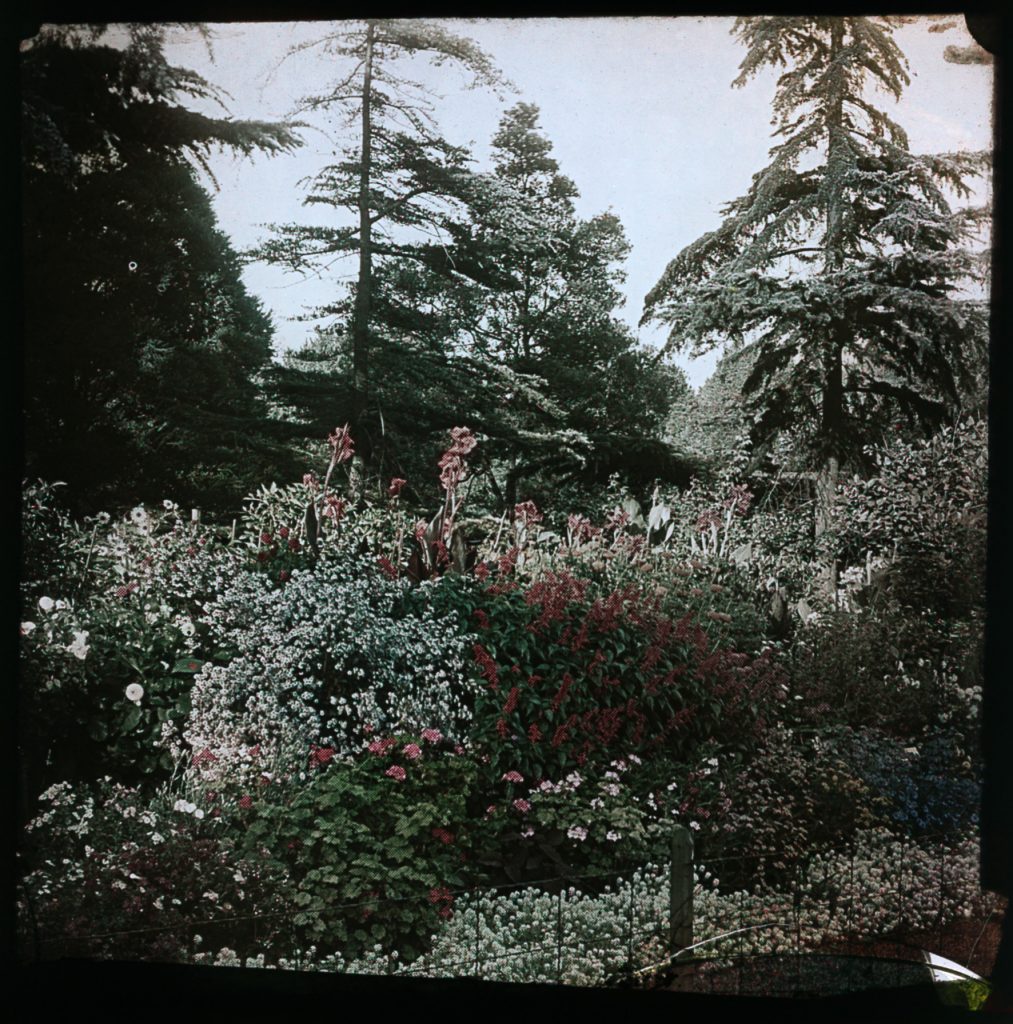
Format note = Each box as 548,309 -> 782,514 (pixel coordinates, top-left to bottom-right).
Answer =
21,25 -> 302,514
228,744 -> 477,962
642,16 -> 990,468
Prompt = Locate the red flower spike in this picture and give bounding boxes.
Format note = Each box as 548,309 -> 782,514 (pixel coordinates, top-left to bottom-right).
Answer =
328,425 -> 355,464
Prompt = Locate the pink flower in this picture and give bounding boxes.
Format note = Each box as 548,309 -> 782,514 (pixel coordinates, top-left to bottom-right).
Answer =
323,494 -> 347,521
431,827 -> 455,845
385,765 -> 407,781
514,501 -> 543,528
512,799 -> 531,813
260,532 -> 272,545
403,743 -> 422,760
388,477 -> 407,498
421,728 -> 442,743
328,425 -> 355,464
192,747 -> 217,767
238,795 -> 253,809
502,771 -> 524,783
310,745 -> 335,766
448,426 -> 477,456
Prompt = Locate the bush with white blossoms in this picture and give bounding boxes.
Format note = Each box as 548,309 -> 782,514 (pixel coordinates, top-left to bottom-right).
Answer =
17,778 -> 290,964
186,828 -> 996,986
18,484 -> 256,794
184,554 -> 479,777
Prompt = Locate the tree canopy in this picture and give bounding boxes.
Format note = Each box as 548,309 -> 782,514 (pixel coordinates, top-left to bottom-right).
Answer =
642,16 -> 990,490
21,24 -> 303,512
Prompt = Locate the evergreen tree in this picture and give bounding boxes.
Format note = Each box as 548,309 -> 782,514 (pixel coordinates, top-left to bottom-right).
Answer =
21,24 -> 301,512
252,19 -> 512,494
641,16 -> 989,579
465,104 -> 693,501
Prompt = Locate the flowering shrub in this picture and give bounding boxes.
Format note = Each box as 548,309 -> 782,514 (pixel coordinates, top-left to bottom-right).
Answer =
822,727 -> 980,836
225,740 -> 478,962
19,490 -> 246,795
17,778 -> 287,962
183,555 -> 478,776
433,567 -> 784,782
470,758 -> 657,885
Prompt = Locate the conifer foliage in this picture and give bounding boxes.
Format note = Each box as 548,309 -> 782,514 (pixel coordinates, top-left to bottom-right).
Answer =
252,20 -> 513,489
21,25 -> 302,512
642,17 -> 989,510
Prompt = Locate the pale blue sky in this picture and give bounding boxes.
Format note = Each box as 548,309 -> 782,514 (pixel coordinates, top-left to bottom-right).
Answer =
162,17 -> 993,390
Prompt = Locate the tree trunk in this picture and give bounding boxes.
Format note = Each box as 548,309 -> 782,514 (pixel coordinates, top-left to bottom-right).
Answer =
816,19 -> 847,600
349,21 -> 375,501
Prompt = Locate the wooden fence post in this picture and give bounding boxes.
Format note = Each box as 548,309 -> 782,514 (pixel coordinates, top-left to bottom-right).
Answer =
670,824 -> 694,959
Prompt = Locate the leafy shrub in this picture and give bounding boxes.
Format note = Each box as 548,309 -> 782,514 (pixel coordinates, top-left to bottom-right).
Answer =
429,566 -> 784,783
709,728 -> 886,881
224,739 -> 478,962
17,779 -> 287,963
184,555 -> 478,776
789,607 -> 983,747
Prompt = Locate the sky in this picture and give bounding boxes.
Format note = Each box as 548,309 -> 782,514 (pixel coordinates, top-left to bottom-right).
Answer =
160,16 -> 994,390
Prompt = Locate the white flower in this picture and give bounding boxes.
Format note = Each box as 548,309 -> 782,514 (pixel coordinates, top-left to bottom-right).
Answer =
151,832 -> 165,844
126,683 -> 144,703
67,631 -> 90,660
163,500 -> 175,510
689,821 -> 701,831
173,799 -> 188,813
55,599 -> 67,610
20,621 -> 36,636
38,596 -> 55,613
606,831 -> 621,842
567,825 -> 588,842
193,808 -> 205,820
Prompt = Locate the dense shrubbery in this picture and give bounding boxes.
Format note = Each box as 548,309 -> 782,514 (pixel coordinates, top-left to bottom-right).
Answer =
183,556 -> 478,777
17,417 -> 988,973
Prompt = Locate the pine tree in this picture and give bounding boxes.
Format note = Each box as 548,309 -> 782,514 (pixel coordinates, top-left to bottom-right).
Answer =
641,16 -> 989,585
251,19 -> 511,495
466,103 -> 691,501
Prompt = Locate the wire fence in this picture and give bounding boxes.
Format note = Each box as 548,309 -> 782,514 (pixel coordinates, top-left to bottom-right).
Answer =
19,827 -> 1005,996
